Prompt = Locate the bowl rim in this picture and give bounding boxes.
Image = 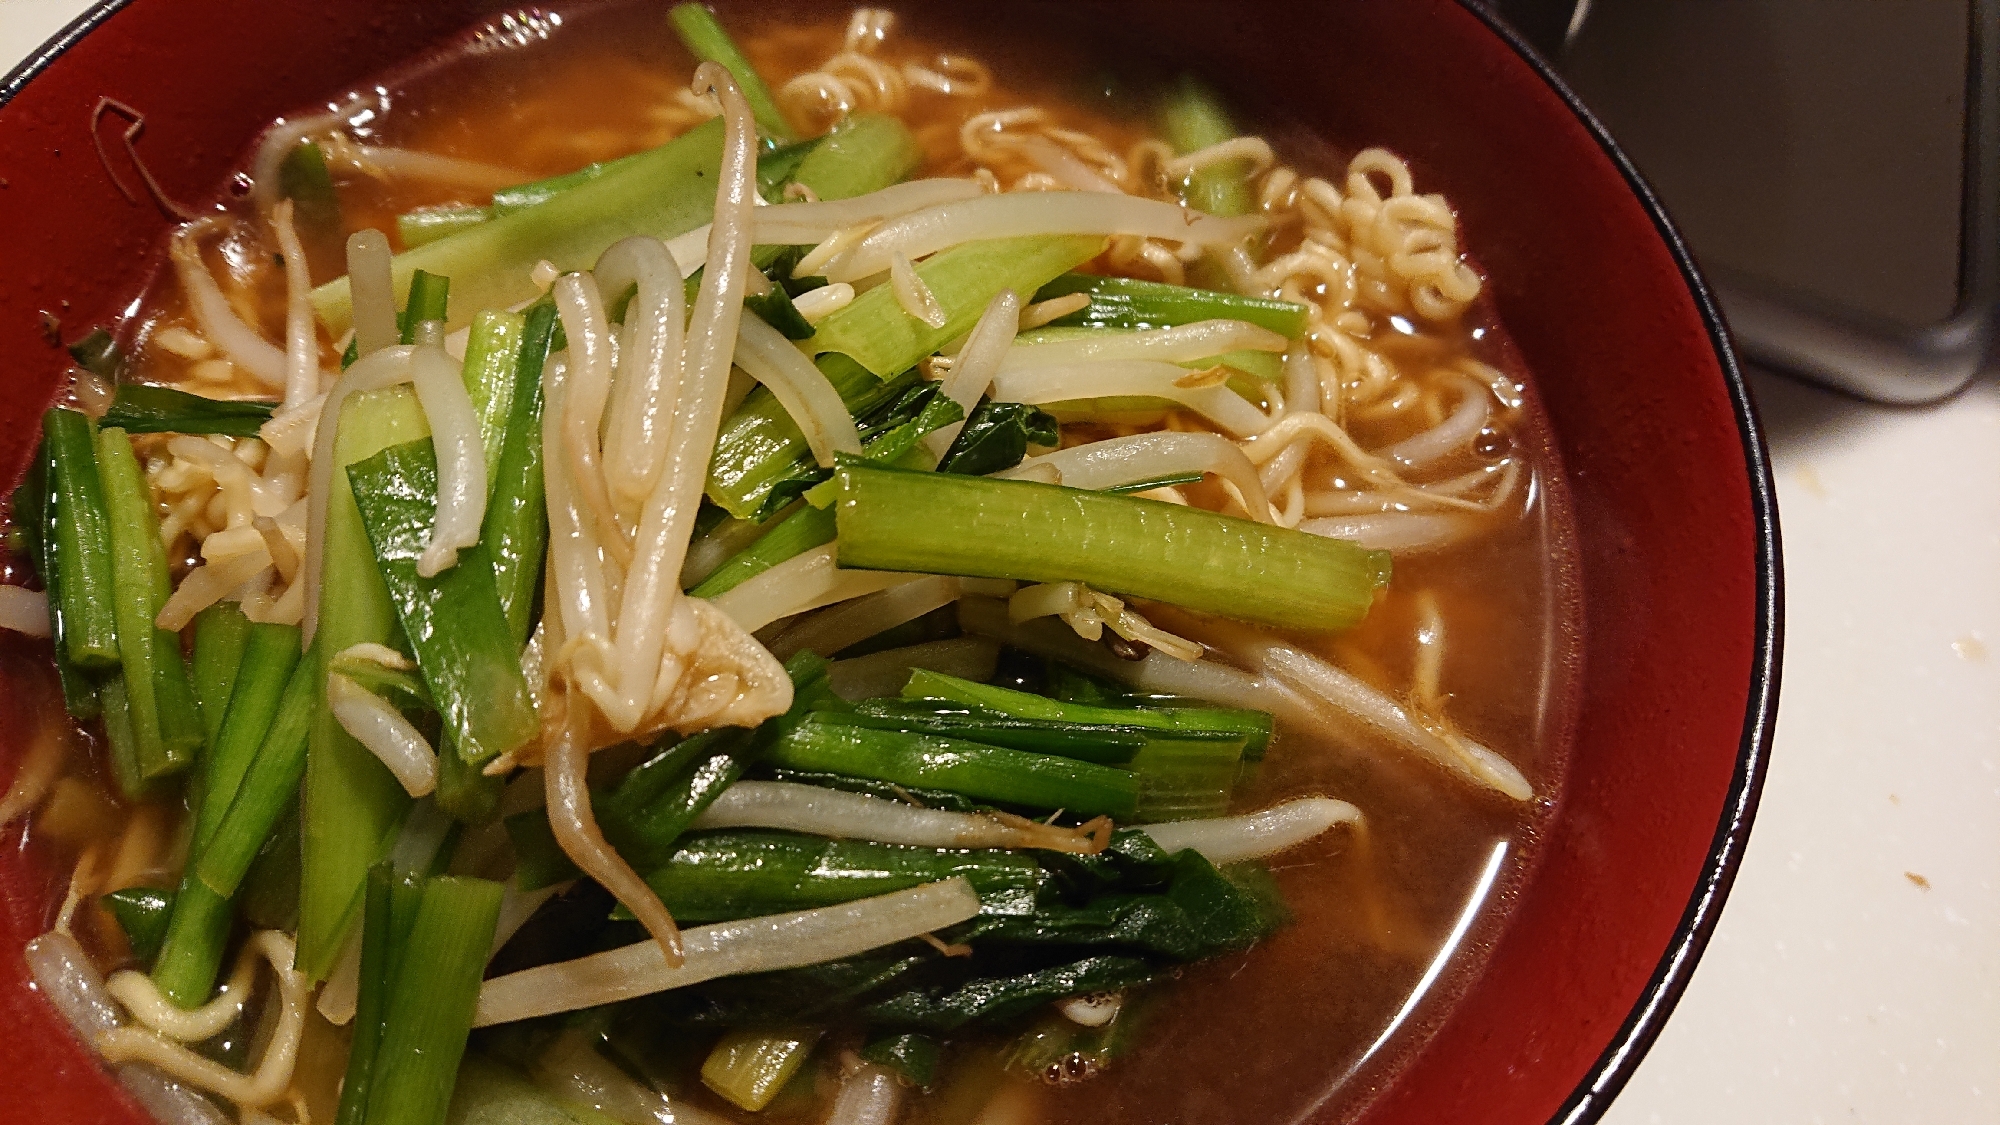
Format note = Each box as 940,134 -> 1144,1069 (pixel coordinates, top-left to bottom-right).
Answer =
1453,3 -> 1784,1123
1,3 -> 1783,1123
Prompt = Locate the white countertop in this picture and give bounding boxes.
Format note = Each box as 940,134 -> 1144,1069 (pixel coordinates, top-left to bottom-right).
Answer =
4,3 -> 1997,1121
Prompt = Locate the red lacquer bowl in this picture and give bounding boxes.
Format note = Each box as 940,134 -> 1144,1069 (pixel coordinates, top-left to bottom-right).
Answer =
0,2 -> 1781,1122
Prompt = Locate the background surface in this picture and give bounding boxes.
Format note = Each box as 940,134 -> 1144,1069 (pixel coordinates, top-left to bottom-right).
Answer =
2,1 -> 1996,1120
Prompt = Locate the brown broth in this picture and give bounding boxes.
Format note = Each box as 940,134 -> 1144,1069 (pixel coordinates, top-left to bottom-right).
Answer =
24,4 -> 1584,1123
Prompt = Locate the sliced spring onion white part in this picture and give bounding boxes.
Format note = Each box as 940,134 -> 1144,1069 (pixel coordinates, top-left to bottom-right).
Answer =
0,586 -> 50,637
770,575 -> 960,661
924,289 -> 1021,456
170,219 -> 288,388
345,229 -> 401,360
473,878 -> 983,1026
326,671 -> 438,797
735,313 -> 863,466
691,780 -> 1105,853
990,360 -> 1273,438
824,192 -> 1263,283
1379,376 -> 1489,470
269,201 -> 325,409
409,343 -> 488,576
890,250 -> 949,328
1141,797 -> 1362,865
826,636 -> 1002,701
825,1063 -> 903,1125
1297,512 -> 1475,554
1001,320 -> 1288,370
96,931 -> 308,1110
1004,431 -> 1270,521
707,545 -> 919,634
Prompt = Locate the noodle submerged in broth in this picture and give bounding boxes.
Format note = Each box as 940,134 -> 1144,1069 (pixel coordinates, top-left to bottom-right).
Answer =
1,6 -> 1579,1125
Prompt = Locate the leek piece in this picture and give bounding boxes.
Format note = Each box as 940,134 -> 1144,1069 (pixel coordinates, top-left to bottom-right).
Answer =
704,358 -> 910,520
278,139 -> 343,239
634,831 -> 1046,922
188,602 -> 253,743
299,386 -> 428,980
901,670 -> 1272,758
398,205 -> 491,249
102,886 -> 175,964
1158,75 -> 1254,217
482,301 -> 558,644
398,270 -> 451,342
313,119 -> 726,335
1033,273 -> 1308,337
701,1028 -> 821,1112
98,385 -> 277,438
337,864 -> 425,1125
41,408 -> 119,669
833,462 -> 1390,631
688,504 -> 835,597
668,2 -> 794,143
361,876 -> 504,1125
788,113 -> 921,200
806,235 -> 1106,377
460,311 -> 526,483
196,648 -> 318,897
860,1032 -> 940,1088
347,441 -> 539,766
97,427 -> 201,779
154,621 -> 303,1006
769,715 -> 1138,817
99,677 -> 143,799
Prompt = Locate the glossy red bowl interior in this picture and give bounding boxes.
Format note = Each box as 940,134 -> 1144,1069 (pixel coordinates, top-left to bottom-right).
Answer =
0,2 -> 1780,1122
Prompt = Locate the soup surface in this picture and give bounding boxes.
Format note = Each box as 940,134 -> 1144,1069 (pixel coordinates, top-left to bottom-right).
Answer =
3,4 -> 1581,1124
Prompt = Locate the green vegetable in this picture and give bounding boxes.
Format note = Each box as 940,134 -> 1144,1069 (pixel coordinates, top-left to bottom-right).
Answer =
688,504 -> 835,598
196,647 -> 318,898
97,385 -> 277,437
1158,75 -> 1253,217
67,328 -> 121,379
835,462 -> 1390,631
154,621 -> 303,1007
99,677 -> 142,798
96,427 -> 202,780
398,270 -> 451,343
360,875 -> 504,1125
705,358 -> 914,520
300,386 -> 428,980
836,700 -> 1155,763
861,1032 -> 941,1087
788,113 -> 922,201
445,1054 -> 627,1125
863,955 -> 1156,1032
460,312 -> 526,483
398,205 -> 492,249
701,1028 -> 820,1112
484,302 -> 558,645
903,670 -> 1272,759
40,409 -> 119,670
629,830 -> 1046,923
1034,273 -> 1308,337
668,2 -> 794,143
935,401 -> 1060,477
770,715 -> 1139,817
189,602 -> 253,744
279,139 -> 342,244
346,440 -> 538,767
336,865 -> 421,1125
807,235 -> 1106,378
315,119 -> 727,335
102,886 -> 175,963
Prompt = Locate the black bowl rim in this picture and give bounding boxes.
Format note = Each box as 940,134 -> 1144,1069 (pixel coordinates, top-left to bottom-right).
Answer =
3,3 -> 1783,1123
